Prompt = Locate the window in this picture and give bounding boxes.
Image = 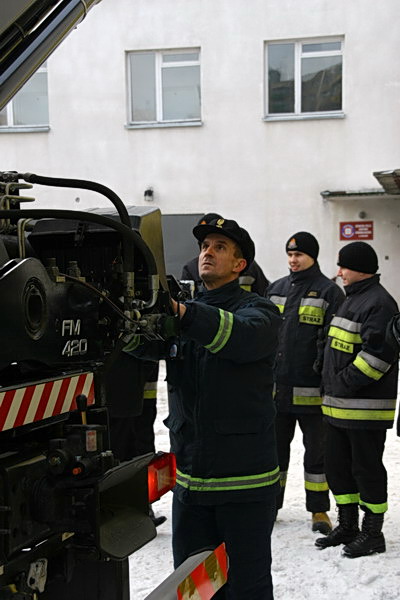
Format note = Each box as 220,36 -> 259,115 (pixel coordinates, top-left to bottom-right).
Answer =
265,39 -> 343,119
0,63 -> 49,130
127,49 -> 201,126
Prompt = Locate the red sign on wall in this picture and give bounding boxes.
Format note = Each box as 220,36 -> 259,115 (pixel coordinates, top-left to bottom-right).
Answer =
340,221 -> 374,240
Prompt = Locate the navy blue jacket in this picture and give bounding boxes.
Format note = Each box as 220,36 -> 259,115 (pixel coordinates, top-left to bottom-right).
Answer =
165,279 -> 281,505
267,263 -> 344,414
322,275 -> 399,430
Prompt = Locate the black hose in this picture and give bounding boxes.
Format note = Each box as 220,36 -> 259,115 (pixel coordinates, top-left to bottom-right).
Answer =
21,172 -> 131,228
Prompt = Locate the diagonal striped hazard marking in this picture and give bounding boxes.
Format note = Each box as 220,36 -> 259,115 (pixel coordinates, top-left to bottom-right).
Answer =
177,543 -> 228,600
0,373 -> 95,432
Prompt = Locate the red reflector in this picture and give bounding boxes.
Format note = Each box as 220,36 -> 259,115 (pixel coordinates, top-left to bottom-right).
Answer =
177,543 -> 228,599
148,452 -> 176,504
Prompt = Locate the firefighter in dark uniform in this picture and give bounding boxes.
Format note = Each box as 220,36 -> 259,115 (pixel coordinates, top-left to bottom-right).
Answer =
129,218 -> 281,599
106,358 -> 166,526
315,242 -> 399,557
182,213 -> 270,296
267,232 -> 344,533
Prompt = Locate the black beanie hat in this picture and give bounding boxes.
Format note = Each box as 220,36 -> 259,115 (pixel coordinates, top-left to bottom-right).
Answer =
285,231 -> 319,260
337,241 -> 378,274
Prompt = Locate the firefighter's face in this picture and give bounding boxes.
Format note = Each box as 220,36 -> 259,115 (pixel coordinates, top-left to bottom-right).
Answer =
287,251 -> 314,272
337,266 -> 370,286
199,234 -> 246,289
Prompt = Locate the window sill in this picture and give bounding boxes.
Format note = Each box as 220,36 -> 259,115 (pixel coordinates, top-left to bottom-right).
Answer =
263,112 -> 345,122
0,125 -> 50,133
125,120 -> 203,130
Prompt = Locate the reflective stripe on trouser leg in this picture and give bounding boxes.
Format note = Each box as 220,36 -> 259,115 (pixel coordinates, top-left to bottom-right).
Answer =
325,422 -> 388,510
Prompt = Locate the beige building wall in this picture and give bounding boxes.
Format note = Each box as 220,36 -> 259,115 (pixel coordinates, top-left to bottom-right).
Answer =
1,0 -> 400,296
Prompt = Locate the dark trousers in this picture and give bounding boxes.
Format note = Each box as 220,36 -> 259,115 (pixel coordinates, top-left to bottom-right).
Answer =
325,421 -> 388,508
109,398 -> 157,462
276,412 -> 329,513
172,495 -> 276,600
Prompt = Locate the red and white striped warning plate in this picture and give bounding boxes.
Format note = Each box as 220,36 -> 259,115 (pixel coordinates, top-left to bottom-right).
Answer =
0,372 -> 95,432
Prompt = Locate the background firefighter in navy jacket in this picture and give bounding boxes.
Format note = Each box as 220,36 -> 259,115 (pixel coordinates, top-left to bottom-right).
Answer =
267,232 -> 344,534
168,218 -> 281,600
315,242 -> 399,558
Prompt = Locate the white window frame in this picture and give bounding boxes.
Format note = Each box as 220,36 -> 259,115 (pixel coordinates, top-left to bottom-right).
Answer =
0,63 -> 50,132
264,37 -> 344,121
126,48 -> 202,129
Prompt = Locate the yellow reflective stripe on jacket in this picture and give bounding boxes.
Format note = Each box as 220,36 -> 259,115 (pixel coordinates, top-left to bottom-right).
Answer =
143,381 -> 157,399
353,350 -> 391,381
293,387 -> 322,406
239,275 -> 254,292
269,295 -> 286,314
176,467 -> 280,492
304,472 -> 329,492
359,499 -> 388,514
205,309 -> 234,354
322,406 -> 395,421
328,325 -> 362,345
334,493 -> 360,505
353,356 -> 384,380
298,298 -> 328,325
329,315 -> 362,345
322,394 -> 396,421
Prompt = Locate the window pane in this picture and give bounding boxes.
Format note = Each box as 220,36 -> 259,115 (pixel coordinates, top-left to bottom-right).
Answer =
301,55 -> 342,112
268,44 -> 295,113
130,52 -> 156,122
162,65 -> 200,120
302,42 -> 341,53
0,107 -> 8,126
163,53 -> 199,63
13,72 -> 49,125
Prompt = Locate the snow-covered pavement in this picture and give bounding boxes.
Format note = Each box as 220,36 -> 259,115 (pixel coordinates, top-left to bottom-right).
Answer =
129,362 -> 400,599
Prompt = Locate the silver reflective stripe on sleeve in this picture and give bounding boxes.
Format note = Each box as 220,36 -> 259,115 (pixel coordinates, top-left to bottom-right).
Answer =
299,298 -> 329,310
330,316 -> 362,333
239,275 -> 254,291
353,350 -> 392,381
328,315 -> 363,346
269,295 -> 287,314
239,275 -> 255,286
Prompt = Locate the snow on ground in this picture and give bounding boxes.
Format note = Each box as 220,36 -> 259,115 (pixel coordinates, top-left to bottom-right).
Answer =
129,362 -> 400,599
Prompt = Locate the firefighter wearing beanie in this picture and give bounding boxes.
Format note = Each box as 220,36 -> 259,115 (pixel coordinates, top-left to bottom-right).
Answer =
316,241 -> 399,558
267,232 -> 345,533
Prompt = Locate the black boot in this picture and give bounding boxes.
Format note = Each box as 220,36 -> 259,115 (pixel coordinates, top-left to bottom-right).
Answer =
149,506 -> 167,527
315,504 -> 359,549
342,510 -> 385,558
